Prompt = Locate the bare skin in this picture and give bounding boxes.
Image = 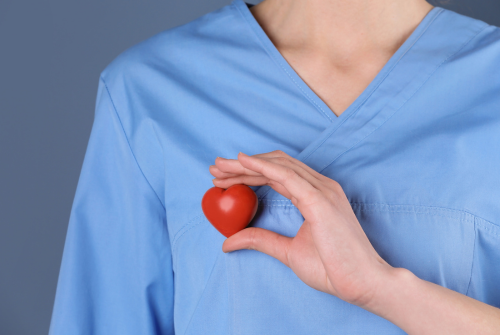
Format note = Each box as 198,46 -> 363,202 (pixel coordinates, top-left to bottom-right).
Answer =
209,151 -> 500,334
249,0 -> 434,117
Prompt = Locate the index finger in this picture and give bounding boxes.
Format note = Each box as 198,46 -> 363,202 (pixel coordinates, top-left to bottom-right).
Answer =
237,152 -> 322,206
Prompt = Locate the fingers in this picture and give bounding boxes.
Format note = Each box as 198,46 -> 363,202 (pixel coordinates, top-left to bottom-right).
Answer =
236,152 -> 323,206
212,151 -> 326,190
214,150 -> 330,184
209,152 -> 287,179
211,157 -> 263,177
213,176 -> 292,198
210,150 -> 338,208
222,227 -> 292,267
212,151 -> 320,189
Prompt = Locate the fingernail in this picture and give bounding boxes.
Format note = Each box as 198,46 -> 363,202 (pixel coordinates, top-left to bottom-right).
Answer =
239,152 -> 247,156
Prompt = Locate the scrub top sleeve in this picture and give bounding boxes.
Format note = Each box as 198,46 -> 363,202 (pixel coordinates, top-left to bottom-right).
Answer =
49,77 -> 174,335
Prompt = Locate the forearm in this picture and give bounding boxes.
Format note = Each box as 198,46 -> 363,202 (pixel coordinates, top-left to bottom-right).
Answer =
365,267 -> 500,335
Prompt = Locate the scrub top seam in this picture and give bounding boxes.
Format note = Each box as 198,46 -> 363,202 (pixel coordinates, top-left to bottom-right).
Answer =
317,23 -> 489,174
149,120 -> 167,202
182,252 -> 222,335
475,217 -> 500,236
354,209 -> 473,222
171,213 -> 205,255
100,76 -> 166,210
255,200 -> 497,228
465,218 -> 478,296
394,8 -> 444,62
350,202 -> 472,213
233,0 -> 333,122
224,254 -> 233,335
351,202 -> 497,227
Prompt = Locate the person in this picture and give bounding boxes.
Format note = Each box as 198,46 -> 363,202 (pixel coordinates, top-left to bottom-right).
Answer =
49,0 -> 500,333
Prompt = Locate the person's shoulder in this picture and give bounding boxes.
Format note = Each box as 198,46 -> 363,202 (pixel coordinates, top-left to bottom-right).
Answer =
468,24 -> 500,53
100,1 -> 238,86
440,8 -> 500,58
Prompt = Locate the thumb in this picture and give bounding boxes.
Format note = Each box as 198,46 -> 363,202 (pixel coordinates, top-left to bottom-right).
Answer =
222,227 -> 292,267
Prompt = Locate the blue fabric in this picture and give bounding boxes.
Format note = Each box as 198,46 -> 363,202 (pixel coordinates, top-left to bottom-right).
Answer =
49,0 -> 500,334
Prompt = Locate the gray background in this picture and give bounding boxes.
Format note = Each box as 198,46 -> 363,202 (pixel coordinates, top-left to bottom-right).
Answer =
0,0 -> 498,334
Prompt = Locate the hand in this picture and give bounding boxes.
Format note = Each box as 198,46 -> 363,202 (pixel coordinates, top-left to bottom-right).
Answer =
209,150 -> 396,308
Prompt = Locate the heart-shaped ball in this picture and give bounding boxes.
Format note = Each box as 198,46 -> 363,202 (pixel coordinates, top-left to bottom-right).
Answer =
201,184 -> 258,238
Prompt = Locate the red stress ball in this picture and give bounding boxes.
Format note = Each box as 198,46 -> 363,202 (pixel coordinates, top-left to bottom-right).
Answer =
201,184 -> 258,238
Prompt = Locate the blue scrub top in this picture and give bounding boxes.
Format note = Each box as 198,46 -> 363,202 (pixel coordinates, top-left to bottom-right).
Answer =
49,0 -> 500,334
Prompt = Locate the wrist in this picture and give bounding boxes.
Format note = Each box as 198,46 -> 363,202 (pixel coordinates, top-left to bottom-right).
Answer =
362,265 -> 420,321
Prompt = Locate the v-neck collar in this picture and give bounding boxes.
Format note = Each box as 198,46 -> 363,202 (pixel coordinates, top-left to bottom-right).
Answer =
232,0 -> 487,201
235,0 -> 442,123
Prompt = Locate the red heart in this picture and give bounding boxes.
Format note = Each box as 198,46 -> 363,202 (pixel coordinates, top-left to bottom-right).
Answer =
201,184 -> 258,238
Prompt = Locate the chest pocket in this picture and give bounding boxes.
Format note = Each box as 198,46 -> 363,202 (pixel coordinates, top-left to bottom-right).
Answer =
225,200 -> 475,335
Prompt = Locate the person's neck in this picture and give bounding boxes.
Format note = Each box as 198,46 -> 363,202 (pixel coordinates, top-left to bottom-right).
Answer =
250,0 -> 434,64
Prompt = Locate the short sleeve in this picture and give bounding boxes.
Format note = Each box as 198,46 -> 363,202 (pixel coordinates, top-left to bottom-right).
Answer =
49,78 -> 174,335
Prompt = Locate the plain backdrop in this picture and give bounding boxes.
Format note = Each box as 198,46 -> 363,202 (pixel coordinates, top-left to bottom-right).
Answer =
0,1 -> 499,334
